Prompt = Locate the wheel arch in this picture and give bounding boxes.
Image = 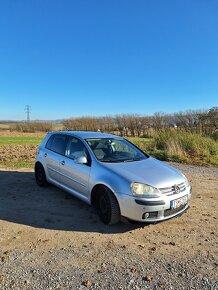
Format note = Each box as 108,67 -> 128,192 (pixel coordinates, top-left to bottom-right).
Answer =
91,183 -> 119,207
35,161 -> 49,187
35,161 -> 44,171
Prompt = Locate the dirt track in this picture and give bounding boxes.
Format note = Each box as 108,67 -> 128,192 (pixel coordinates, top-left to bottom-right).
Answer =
0,164 -> 217,289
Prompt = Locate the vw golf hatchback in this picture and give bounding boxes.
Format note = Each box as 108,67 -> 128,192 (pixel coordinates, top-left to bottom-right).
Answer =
35,131 -> 191,224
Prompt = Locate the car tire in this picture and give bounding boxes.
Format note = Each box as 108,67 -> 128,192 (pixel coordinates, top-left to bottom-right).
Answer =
35,163 -> 49,187
96,187 -> 120,225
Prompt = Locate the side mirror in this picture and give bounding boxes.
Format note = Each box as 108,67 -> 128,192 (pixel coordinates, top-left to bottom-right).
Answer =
76,156 -> 88,164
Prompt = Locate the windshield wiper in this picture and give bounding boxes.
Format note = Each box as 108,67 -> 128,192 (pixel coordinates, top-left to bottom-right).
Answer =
101,158 -> 145,163
100,159 -> 119,163
123,158 -> 144,162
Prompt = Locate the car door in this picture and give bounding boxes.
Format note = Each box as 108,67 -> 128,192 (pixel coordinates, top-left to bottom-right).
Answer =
44,134 -> 68,183
60,136 -> 91,197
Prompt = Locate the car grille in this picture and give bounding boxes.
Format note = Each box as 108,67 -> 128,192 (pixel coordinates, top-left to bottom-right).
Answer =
164,204 -> 187,217
159,182 -> 186,196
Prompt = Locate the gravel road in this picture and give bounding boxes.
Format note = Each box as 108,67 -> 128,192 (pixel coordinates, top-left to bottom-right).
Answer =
0,163 -> 217,290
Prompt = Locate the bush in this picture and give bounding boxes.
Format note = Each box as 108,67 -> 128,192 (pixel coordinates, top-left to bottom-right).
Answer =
10,122 -> 53,133
211,131 -> 218,141
153,129 -> 218,164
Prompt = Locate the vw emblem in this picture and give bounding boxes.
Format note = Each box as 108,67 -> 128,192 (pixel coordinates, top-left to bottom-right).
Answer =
174,185 -> 180,194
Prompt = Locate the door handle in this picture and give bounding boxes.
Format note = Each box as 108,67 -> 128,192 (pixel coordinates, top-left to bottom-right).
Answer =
44,153 -> 47,157
61,161 -> 65,166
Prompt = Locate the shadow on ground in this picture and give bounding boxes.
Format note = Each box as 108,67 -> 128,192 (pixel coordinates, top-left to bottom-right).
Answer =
0,170 -> 145,233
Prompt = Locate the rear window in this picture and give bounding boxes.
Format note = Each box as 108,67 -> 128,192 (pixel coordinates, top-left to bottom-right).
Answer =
46,134 -> 67,155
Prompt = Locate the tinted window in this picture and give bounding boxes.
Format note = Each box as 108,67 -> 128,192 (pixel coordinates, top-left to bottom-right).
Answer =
50,135 -> 67,155
45,134 -> 55,150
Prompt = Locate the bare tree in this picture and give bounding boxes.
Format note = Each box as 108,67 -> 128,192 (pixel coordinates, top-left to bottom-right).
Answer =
62,108 -> 217,139
115,114 -> 129,136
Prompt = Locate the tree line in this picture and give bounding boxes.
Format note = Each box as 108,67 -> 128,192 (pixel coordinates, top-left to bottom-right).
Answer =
8,107 -> 217,141
63,107 -> 218,140
10,122 -> 53,133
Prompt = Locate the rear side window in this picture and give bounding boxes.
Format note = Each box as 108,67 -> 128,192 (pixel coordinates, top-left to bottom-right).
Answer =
45,135 -> 55,150
46,134 -> 67,155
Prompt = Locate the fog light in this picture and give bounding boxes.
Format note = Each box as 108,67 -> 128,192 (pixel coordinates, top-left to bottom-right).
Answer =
142,212 -> 150,219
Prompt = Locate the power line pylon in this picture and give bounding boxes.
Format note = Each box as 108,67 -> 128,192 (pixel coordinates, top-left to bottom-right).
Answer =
24,105 -> 31,122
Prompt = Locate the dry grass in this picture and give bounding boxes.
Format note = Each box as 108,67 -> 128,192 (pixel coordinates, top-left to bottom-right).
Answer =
153,129 -> 218,165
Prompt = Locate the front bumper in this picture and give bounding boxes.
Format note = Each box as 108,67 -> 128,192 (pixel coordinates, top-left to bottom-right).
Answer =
117,186 -> 192,222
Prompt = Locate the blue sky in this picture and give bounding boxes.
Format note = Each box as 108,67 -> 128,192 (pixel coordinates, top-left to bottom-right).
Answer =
0,0 -> 217,120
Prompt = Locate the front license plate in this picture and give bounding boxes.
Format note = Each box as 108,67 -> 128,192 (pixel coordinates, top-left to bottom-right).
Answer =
170,195 -> 188,209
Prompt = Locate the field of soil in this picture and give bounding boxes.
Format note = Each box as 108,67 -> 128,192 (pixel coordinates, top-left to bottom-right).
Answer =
0,162 -> 217,289
0,132 -> 44,168
0,145 -> 37,164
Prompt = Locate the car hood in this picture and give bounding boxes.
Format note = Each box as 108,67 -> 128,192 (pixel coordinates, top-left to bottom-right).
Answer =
102,157 -> 184,188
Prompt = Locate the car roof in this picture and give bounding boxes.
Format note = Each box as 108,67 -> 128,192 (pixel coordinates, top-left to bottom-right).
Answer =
49,131 -> 121,140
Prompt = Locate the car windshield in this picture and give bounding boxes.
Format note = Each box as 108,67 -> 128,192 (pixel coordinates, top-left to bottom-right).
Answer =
85,138 -> 148,163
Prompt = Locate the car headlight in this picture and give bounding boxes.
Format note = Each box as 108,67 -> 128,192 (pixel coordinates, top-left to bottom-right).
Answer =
130,182 -> 161,197
182,174 -> 190,188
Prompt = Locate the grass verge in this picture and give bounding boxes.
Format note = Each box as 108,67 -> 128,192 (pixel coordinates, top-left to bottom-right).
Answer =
1,160 -> 34,169
0,136 -> 43,146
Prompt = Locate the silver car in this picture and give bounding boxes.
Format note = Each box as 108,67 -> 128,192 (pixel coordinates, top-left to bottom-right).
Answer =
35,131 -> 191,224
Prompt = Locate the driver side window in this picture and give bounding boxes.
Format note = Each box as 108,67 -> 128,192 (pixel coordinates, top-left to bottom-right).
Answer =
65,137 -> 89,161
